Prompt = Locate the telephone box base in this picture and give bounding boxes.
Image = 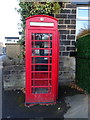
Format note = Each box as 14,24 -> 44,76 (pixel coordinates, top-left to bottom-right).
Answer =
25,101 -> 56,107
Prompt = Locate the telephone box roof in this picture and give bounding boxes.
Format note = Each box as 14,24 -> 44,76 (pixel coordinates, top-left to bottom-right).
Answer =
26,15 -> 58,21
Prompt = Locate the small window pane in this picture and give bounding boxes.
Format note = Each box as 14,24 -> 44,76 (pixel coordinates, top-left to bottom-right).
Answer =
32,41 -> 52,48
78,9 -> 88,18
32,33 -> 52,40
32,73 -> 48,79
32,87 -> 51,94
32,49 -> 52,56
76,20 -> 88,35
32,80 -> 49,86
32,57 -> 48,64
32,65 -> 48,71
32,33 -> 49,40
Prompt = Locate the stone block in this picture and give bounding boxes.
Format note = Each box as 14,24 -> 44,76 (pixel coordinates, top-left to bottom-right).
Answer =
71,20 -> 76,24
62,52 -> 70,56
65,20 -> 70,24
66,3 -> 76,8
72,9 -> 76,14
61,41 -> 70,45
59,30 -> 69,34
59,19 -> 64,24
68,15 -> 76,19
60,35 -> 67,40
67,25 -> 76,29
67,35 -> 75,40
60,46 -> 65,51
58,25 -> 66,29
71,30 -> 76,34
56,14 -> 67,19
67,46 -> 75,51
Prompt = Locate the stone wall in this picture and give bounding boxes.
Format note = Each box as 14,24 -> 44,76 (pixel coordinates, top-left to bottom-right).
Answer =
56,3 -> 76,84
3,65 -> 25,90
3,57 -> 25,90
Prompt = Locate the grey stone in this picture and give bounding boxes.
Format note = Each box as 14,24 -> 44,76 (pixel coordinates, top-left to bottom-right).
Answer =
64,94 -> 88,118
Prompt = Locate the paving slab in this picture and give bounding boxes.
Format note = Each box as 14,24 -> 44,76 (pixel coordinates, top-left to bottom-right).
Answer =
64,94 -> 88,118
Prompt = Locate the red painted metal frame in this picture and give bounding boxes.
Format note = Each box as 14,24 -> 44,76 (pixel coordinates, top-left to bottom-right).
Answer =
25,15 -> 59,105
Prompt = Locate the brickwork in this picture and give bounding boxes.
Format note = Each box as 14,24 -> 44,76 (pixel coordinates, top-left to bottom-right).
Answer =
56,3 -> 76,84
57,3 -> 76,56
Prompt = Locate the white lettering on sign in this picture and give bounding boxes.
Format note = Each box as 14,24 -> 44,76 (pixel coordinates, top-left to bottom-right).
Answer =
30,22 -> 54,27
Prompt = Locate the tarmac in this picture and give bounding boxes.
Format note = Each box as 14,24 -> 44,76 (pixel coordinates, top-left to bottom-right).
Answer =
2,87 -> 89,119
2,89 -> 67,119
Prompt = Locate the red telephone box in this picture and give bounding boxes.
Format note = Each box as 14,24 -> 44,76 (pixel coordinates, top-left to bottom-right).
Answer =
25,15 -> 59,105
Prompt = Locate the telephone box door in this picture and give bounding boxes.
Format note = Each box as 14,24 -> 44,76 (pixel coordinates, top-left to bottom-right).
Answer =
26,30 -> 58,104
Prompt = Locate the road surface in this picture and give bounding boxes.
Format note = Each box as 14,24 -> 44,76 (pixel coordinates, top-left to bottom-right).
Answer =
0,55 -> 3,120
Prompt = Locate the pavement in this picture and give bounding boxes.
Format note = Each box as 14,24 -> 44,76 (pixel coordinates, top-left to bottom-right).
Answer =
0,55 -> 3,120
88,94 -> 90,120
64,94 -> 88,118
